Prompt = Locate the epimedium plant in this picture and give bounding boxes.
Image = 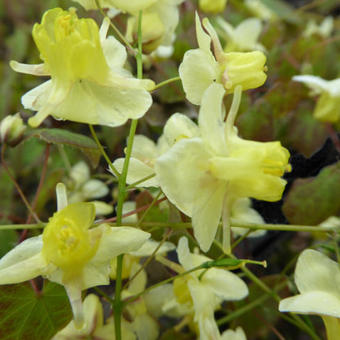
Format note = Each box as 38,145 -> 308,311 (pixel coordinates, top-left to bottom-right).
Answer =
0,0 -> 340,339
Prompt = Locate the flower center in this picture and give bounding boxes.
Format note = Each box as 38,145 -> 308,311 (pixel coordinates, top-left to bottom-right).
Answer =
173,276 -> 193,307
42,202 -> 97,273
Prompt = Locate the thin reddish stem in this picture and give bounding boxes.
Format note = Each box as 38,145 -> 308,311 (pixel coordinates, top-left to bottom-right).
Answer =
101,197 -> 167,224
20,144 -> 50,242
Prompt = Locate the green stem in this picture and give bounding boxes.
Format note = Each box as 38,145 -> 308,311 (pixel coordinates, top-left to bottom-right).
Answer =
136,191 -> 163,227
153,76 -> 181,90
113,10 -> 143,340
57,145 -> 72,174
94,0 -> 136,55
1,145 -> 41,223
89,124 -> 120,178
126,173 -> 156,189
94,287 -> 115,305
0,223 -> 45,230
136,10 -> 143,80
217,280 -> 287,325
114,221 -> 336,233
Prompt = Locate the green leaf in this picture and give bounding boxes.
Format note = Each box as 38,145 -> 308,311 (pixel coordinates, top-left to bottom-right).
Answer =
283,162 -> 340,225
260,0 -> 300,24
0,281 -> 72,340
25,128 -> 100,167
0,230 -> 18,258
284,106 -> 328,158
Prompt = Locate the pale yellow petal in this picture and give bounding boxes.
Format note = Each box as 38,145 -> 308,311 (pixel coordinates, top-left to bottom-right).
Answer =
130,135 -> 158,161
132,314 -> 159,340
279,291 -> 340,318
10,61 -> 48,76
82,180 -> 109,199
163,113 -> 199,146
195,12 -> 212,53
295,249 -> 340,297
203,267 -> 248,301
198,83 -> 226,155
113,158 -> 158,187
192,179 -> 226,252
53,79 -> 153,127
102,36 -> 127,69
90,225 -> 150,264
221,327 -> 247,340
179,49 -> 219,105
155,138 -> 213,216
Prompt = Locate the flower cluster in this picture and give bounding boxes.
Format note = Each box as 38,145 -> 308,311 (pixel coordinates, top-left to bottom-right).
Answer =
3,1 -> 338,339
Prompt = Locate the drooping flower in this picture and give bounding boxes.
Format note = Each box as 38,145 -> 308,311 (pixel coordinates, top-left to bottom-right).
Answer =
0,183 -> 150,326
230,198 -> 266,238
199,0 -> 228,14
155,237 -> 248,339
221,327 -> 247,340
126,0 -> 185,53
216,17 -> 266,52
303,16 -> 334,38
121,263 -> 160,340
112,112 -> 199,187
293,75 -> 340,123
52,294 -> 135,340
156,84 -> 290,252
179,13 -> 267,105
66,161 -> 112,215
10,8 -> 154,127
279,249 -> 340,340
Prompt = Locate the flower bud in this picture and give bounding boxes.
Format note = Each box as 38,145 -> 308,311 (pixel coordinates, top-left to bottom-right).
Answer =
127,10 -> 165,54
199,0 -> 227,14
221,51 -> 267,93
314,92 -> 340,123
0,113 -> 26,146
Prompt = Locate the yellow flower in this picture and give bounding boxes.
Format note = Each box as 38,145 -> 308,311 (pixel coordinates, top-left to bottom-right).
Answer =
199,0 -> 228,14
0,183 -> 150,326
216,17 -> 266,52
156,237 -> 248,338
73,0 -> 157,13
112,113 -> 199,187
53,294 -> 135,340
75,0 -> 184,53
156,84 -> 290,252
293,75 -> 340,123
10,8 -> 154,127
179,14 -> 267,105
279,249 -> 340,340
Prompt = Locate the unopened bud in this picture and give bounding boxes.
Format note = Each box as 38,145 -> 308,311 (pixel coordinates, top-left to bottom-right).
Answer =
221,51 -> 267,93
127,10 -> 165,54
0,113 -> 26,146
199,0 -> 227,14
